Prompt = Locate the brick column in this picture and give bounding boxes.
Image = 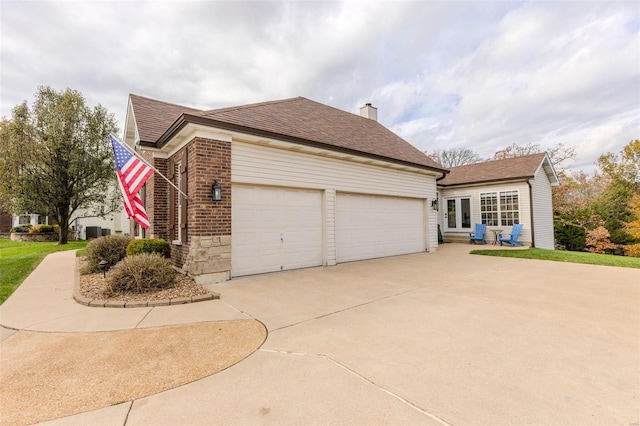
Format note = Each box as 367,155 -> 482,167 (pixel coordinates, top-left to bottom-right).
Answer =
168,137 -> 232,284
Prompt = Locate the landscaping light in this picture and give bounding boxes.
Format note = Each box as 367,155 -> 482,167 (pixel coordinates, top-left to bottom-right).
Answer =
98,260 -> 109,278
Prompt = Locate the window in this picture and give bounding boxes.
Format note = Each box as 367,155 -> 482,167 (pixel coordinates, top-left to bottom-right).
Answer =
18,215 -> 31,225
480,193 -> 498,226
480,191 -> 519,227
500,190 -> 519,226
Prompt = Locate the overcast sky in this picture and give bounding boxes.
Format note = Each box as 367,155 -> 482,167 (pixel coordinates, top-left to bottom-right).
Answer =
1,1 -> 638,172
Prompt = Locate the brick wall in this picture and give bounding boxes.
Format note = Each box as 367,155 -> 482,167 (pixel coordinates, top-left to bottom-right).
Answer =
147,137 -> 232,282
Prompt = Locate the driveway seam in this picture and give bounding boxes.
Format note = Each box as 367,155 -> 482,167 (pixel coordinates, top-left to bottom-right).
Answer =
269,287 -> 418,332
260,348 -> 452,425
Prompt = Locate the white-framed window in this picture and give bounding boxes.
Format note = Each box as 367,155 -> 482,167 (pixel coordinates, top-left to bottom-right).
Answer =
480,190 -> 520,227
500,190 -> 519,226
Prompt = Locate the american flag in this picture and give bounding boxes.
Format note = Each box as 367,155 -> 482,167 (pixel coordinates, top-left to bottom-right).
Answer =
110,135 -> 153,229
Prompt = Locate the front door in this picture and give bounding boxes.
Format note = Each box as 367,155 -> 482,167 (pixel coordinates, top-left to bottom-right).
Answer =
444,197 -> 472,232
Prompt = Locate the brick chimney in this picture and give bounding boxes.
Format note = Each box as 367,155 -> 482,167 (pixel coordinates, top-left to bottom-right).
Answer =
360,103 -> 377,121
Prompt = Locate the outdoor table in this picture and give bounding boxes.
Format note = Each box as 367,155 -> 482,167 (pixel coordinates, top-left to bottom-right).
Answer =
491,229 -> 503,245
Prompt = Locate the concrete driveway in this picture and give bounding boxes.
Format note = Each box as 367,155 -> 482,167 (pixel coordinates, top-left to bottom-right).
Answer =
35,244 -> 639,425
108,244 -> 637,426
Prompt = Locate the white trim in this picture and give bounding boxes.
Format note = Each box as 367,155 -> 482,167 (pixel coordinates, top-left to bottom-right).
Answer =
479,189 -> 521,227
443,196 -> 473,233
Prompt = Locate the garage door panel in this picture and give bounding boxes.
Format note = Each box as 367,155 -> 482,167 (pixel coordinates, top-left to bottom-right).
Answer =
336,193 -> 425,263
232,186 -> 323,277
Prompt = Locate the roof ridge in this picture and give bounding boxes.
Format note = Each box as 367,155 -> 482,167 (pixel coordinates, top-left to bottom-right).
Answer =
129,93 -> 203,113
448,152 -> 546,170
202,96 -> 305,117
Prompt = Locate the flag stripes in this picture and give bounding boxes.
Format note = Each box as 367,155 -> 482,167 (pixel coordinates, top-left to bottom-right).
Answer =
110,134 -> 153,229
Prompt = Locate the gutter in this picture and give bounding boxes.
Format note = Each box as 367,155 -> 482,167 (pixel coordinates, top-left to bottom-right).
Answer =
528,179 -> 535,248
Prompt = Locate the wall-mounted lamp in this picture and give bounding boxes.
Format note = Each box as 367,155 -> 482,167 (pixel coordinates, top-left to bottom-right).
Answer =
212,180 -> 222,202
431,198 -> 439,211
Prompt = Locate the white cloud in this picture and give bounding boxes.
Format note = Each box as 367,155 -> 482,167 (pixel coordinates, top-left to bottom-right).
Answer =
1,1 -> 638,173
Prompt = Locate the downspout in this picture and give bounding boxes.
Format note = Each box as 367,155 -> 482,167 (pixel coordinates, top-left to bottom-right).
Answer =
528,180 -> 535,248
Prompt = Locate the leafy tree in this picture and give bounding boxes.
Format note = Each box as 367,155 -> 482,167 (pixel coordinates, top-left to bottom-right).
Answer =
492,142 -> 575,175
425,147 -> 482,167
0,86 -> 118,244
594,140 -> 640,246
625,195 -> 640,257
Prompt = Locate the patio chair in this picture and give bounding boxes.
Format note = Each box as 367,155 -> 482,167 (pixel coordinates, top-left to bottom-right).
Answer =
499,224 -> 524,247
468,223 -> 487,244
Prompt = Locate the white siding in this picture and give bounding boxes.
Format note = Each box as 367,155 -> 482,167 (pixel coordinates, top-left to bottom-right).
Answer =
232,141 -> 440,254
530,166 -> 555,249
439,182 -> 532,245
324,189 -> 337,266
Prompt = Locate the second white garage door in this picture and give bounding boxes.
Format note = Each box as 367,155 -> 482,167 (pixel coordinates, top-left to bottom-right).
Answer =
336,193 -> 426,263
232,186 -> 323,277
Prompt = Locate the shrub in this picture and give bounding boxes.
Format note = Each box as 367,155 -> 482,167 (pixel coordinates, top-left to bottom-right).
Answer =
83,235 -> 133,273
28,224 -> 56,234
586,226 -> 617,254
11,225 -> 32,233
554,223 -> 586,252
626,243 -> 640,258
126,238 -> 171,258
105,253 -> 176,294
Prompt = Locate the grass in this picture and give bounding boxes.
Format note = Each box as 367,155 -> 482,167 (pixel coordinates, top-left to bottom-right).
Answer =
0,238 -> 88,304
470,247 -> 640,269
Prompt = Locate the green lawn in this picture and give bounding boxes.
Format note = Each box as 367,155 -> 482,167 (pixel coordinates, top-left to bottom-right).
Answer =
0,239 -> 88,304
470,247 -> 640,269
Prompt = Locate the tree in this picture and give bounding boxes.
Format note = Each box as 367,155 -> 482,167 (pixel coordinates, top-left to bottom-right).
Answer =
0,86 -> 118,244
492,142 -> 575,175
625,195 -> 640,257
594,140 -> 640,246
425,148 -> 482,167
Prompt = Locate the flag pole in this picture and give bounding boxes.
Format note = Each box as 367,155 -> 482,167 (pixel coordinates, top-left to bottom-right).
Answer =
111,134 -> 191,200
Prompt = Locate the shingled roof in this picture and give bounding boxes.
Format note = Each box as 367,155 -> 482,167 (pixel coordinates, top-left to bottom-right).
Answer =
129,94 -> 445,172
438,153 -> 553,187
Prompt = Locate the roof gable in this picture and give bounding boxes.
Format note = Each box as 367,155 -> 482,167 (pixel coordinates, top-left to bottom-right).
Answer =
129,94 -> 204,145
128,94 -> 445,172
438,153 -> 559,187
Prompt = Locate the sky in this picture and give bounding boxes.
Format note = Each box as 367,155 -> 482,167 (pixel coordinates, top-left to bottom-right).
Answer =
1,1 -> 639,173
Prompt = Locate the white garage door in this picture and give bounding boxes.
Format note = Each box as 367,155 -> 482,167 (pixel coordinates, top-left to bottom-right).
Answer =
232,186 -> 323,277
336,193 -> 425,263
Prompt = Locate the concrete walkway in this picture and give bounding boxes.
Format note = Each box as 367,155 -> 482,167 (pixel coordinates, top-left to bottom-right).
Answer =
1,244 -> 639,425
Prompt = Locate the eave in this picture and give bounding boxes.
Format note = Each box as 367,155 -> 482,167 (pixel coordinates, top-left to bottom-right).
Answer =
144,113 -> 449,175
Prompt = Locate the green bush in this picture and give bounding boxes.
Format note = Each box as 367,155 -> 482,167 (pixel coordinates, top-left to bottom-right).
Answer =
82,235 -> 133,274
105,253 -> 176,294
126,238 -> 171,258
554,223 -> 586,252
28,224 -> 56,234
11,225 -> 32,233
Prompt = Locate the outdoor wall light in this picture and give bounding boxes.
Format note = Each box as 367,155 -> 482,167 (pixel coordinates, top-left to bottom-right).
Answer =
212,180 -> 222,202
431,198 -> 439,211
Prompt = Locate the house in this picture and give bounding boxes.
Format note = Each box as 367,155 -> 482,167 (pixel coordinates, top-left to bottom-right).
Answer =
436,153 -> 560,249
123,94 -> 447,283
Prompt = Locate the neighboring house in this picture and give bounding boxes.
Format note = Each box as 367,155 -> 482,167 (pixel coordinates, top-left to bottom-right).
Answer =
9,204 -> 130,239
69,208 -> 130,240
11,213 -> 53,227
123,94 -> 447,283
436,153 -> 560,249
